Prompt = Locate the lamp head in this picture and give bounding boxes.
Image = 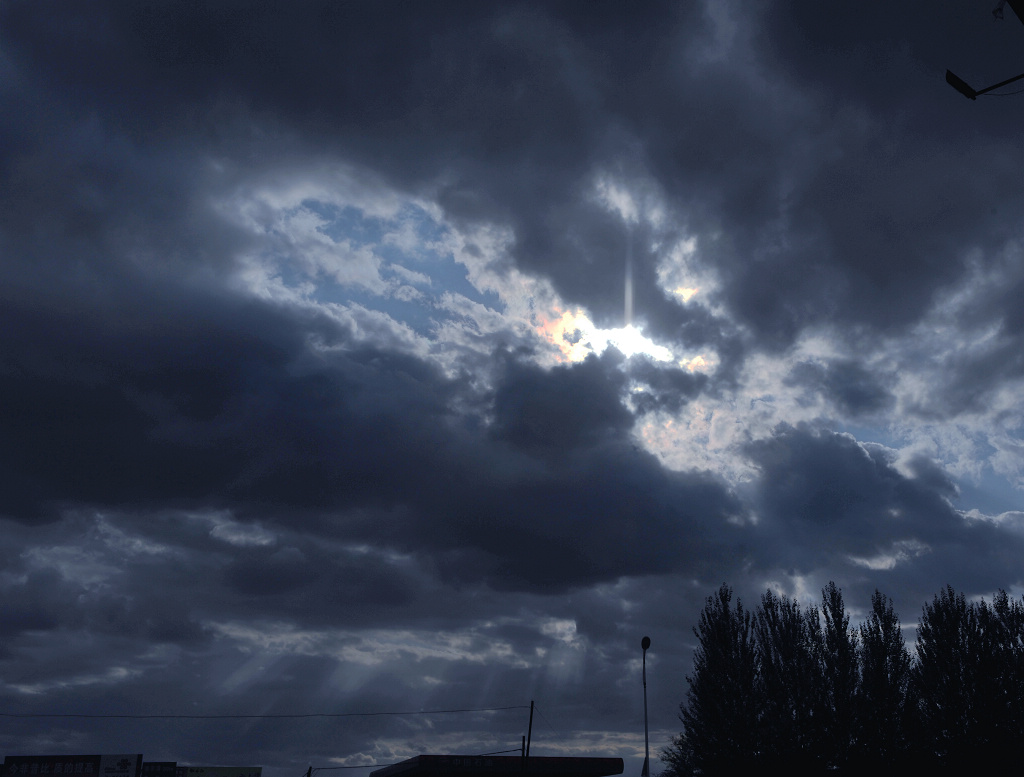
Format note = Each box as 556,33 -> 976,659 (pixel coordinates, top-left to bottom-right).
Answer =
641,636 -> 651,651
946,70 -> 978,100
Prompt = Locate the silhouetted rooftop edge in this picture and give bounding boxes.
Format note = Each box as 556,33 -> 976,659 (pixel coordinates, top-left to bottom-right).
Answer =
369,756 -> 624,777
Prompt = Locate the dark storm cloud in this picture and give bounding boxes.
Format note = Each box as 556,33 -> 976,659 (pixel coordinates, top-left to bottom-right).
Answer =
7,0 -> 1020,365
906,247 -> 1024,419
0,275 -> 314,522
490,352 -> 633,454
626,355 -> 709,416
1,0 -> 747,586
785,358 -> 894,417
616,4 -> 1024,352
744,423 -> 1024,595
712,3 -> 1024,344
746,423 -> 956,556
0,233 -> 740,593
5,0 -> 1024,370
1,0 -> 733,355
4,1 -> 1024,773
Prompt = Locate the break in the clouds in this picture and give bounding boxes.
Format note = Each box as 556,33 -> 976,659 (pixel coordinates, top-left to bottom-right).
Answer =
2,1 -> 1024,775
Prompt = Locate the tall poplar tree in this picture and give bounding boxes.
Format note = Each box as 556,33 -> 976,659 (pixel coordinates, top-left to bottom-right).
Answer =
972,590 -> 1024,764
670,582 -> 1024,776
755,589 -> 824,772
665,584 -> 759,776
818,581 -> 858,768
856,589 -> 911,770
913,585 -> 982,769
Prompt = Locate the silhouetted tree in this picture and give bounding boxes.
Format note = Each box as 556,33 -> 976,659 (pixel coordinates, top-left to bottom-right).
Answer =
670,583 -> 1024,777
664,584 -> 759,776
912,586 -> 1024,771
755,590 -> 824,773
817,581 -> 858,769
855,590 -> 911,773
913,585 -> 983,770
973,590 -> 1024,765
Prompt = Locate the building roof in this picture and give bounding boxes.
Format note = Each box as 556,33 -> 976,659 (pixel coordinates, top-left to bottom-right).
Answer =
370,756 -> 624,777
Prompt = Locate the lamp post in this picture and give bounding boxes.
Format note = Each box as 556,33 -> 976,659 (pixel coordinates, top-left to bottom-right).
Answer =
641,636 -> 650,777
946,68 -> 1024,99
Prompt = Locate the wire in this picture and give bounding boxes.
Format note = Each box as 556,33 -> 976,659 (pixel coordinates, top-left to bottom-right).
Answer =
470,749 -> 523,756
983,87 -> 1024,96
531,704 -> 561,740
0,706 -> 530,720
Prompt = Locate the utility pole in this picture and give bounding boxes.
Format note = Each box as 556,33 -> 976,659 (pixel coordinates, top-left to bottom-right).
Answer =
526,700 -> 534,758
641,637 -> 650,777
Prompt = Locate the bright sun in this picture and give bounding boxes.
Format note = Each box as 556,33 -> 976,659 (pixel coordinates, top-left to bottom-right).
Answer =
594,324 -> 673,361
539,310 -> 674,363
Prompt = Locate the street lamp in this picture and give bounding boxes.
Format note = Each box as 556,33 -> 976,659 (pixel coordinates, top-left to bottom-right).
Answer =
946,68 -> 1024,99
640,636 -> 651,777
946,0 -> 1024,98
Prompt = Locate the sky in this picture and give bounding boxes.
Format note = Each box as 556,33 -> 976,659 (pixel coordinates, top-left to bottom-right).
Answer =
2,1 -> 1024,774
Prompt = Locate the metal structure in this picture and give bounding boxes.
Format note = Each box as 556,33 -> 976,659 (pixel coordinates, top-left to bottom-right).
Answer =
947,1 -> 1024,99
946,68 -> 1024,99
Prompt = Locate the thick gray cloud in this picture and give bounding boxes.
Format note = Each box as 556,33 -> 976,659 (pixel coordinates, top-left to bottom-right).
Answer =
2,1 -> 1024,775
785,359 -> 894,417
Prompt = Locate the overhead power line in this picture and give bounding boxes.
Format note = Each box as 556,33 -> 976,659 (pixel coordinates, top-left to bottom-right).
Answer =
984,86 -> 1024,95
468,749 -> 523,756
0,705 -> 530,721
531,704 -> 559,737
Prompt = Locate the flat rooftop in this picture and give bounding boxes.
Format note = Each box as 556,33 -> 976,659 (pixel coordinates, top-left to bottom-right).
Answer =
370,756 -> 624,777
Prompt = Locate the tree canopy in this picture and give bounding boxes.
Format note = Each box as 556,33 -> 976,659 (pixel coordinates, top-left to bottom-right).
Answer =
664,583 -> 1024,776
666,584 -> 758,776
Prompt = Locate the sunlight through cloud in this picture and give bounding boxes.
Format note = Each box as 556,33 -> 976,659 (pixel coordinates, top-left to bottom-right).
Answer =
538,310 -> 673,362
